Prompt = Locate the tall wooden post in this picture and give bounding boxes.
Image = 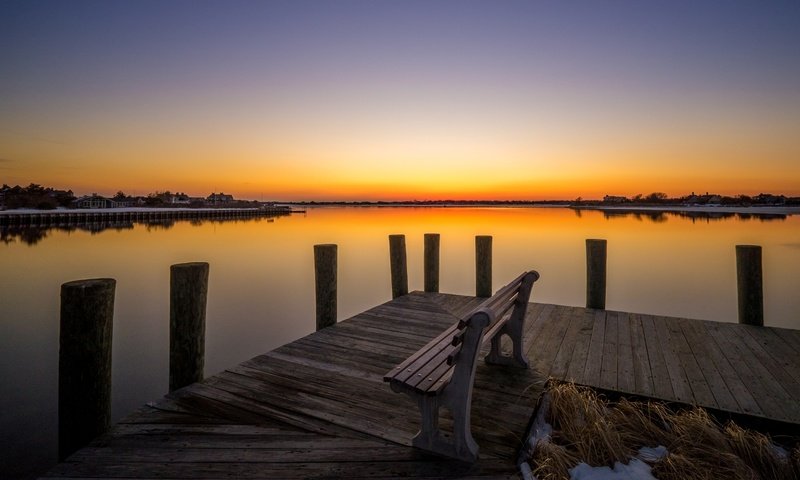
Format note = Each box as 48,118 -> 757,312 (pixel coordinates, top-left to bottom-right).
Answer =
314,244 -> 338,330
424,233 -> 440,293
59,278 -> 115,461
389,234 -> 408,298
736,245 -> 763,326
586,239 -> 607,309
475,235 -> 492,297
170,262 -> 209,392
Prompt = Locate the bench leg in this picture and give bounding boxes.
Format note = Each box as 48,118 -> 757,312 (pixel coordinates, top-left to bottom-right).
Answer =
411,396 -> 445,452
485,324 -> 529,368
445,390 -> 479,463
411,395 -> 479,463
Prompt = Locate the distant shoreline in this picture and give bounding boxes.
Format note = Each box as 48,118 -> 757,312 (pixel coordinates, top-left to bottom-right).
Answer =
2,203 -> 799,216
284,202 -> 800,215
572,205 -> 800,215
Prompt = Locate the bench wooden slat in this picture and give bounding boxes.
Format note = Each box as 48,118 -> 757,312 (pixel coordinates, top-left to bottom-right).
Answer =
400,341 -> 459,390
484,273 -> 525,309
383,323 -> 460,381
413,356 -> 455,395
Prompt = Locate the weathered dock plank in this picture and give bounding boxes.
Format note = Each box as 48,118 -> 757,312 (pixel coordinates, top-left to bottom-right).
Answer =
600,311 -> 619,391
563,309 -> 594,384
615,312 -> 636,394
628,313 -> 654,396
676,318 -> 739,412
43,292 -> 800,479
664,316 -> 717,407
639,314 -> 674,400
582,310 -> 606,388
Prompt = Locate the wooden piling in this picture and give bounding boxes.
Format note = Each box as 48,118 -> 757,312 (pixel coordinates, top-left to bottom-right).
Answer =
586,239 -> 607,309
389,234 -> 408,298
169,262 -> 209,392
736,245 -> 764,326
475,235 -> 492,297
314,244 -> 337,330
59,278 -> 115,461
424,233 -> 440,293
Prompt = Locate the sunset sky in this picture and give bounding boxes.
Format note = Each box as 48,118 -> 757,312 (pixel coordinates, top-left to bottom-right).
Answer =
2,1 -> 799,201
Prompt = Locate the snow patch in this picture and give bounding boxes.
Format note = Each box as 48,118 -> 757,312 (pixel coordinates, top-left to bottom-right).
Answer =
637,445 -> 668,462
569,458 -> 657,480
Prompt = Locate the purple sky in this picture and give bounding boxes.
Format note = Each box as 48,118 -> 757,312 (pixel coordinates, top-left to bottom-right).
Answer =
2,1 -> 799,199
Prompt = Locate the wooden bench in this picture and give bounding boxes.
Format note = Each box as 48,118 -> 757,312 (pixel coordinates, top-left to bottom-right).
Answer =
383,271 -> 540,462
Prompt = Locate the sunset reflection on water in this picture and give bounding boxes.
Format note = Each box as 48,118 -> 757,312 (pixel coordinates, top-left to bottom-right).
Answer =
1,206 -> 799,476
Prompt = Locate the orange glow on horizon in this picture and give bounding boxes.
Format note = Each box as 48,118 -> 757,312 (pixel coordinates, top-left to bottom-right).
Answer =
5,117 -> 798,201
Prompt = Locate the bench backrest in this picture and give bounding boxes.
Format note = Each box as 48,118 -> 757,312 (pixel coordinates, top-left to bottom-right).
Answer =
446,271 -> 539,391
450,271 -> 539,358
384,270 -> 539,396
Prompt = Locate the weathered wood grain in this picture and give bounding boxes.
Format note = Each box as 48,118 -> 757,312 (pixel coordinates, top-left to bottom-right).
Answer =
639,314 -> 674,400
616,312 -> 635,393
582,309 -> 606,385
628,313 -> 654,396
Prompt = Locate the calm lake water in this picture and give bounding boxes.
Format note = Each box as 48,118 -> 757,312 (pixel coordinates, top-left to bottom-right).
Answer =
2,206 -> 799,477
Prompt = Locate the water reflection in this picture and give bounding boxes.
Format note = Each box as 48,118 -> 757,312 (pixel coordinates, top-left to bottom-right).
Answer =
599,209 -> 787,223
1,206 -> 798,478
0,215 -> 288,245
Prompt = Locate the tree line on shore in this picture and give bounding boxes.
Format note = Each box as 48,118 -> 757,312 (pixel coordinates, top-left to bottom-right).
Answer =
2,183 -> 797,210
0,184 -> 259,210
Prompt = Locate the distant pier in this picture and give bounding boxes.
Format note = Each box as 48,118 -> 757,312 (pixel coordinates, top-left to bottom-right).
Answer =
0,206 -> 298,227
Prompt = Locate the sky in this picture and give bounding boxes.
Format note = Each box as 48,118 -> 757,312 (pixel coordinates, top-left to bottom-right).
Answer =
1,0 -> 799,201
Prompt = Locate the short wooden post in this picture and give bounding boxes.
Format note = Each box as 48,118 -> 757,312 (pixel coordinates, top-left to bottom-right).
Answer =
59,278 -> 115,461
475,235 -> 492,297
424,233 -> 440,293
169,262 -> 209,392
314,244 -> 337,330
736,245 -> 763,326
586,239 -> 607,309
389,234 -> 408,298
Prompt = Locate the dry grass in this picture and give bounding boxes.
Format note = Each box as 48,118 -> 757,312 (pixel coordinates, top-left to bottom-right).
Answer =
524,382 -> 797,480
545,383 -> 631,466
530,441 -> 578,480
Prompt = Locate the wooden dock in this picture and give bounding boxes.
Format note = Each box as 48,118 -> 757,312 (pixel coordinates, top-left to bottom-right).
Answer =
0,207 -> 292,227
43,292 -> 800,478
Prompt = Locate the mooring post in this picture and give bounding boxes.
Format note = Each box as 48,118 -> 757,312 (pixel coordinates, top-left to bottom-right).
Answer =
59,278 -> 115,461
736,245 -> 763,326
314,244 -> 337,330
476,235 -> 492,297
169,262 -> 209,392
424,233 -> 440,293
586,239 -> 607,309
389,234 -> 408,298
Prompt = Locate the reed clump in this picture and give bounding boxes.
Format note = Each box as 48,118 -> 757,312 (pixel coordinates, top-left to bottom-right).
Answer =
793,446 -> 800,475
525,382 -> 797,480
530,441 -> 578,480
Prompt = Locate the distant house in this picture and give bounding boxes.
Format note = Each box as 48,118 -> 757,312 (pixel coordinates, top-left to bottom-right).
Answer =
170,193 -> 191,205
207,192 -> 234,205
683,192 -> 721,205
603,195 -> 628,203
74,194 -> 117,209
753,193 -> 786,205
113,196 -> 138,208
